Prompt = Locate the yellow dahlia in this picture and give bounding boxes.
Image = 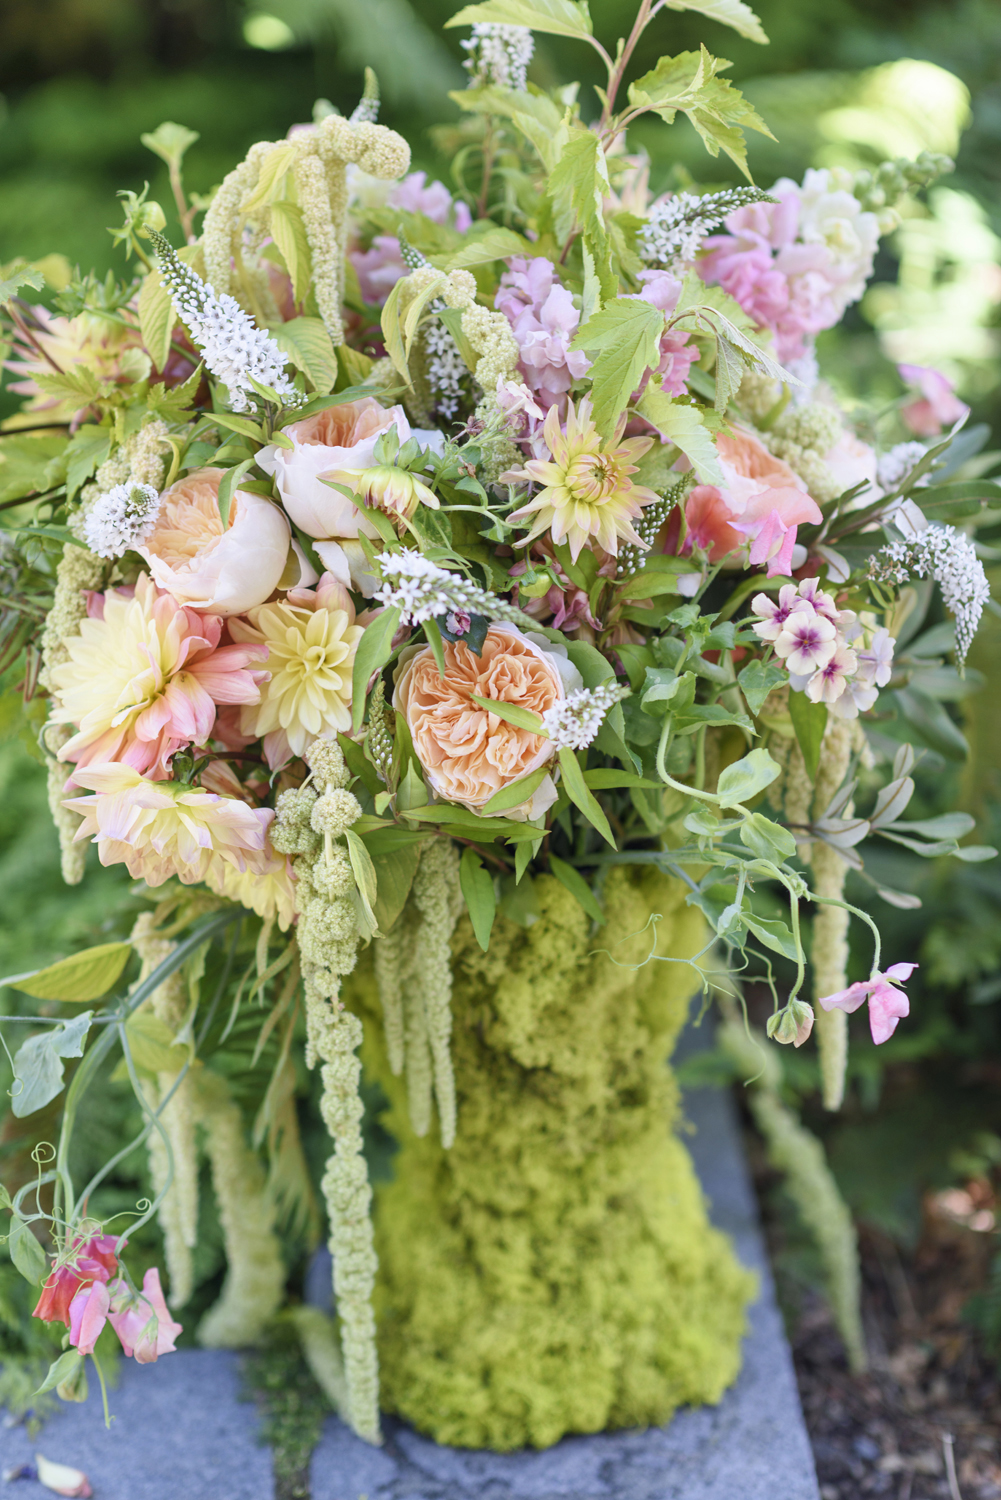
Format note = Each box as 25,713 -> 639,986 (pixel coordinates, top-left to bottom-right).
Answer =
229,572 -> 364,769
507,396 -> 659,562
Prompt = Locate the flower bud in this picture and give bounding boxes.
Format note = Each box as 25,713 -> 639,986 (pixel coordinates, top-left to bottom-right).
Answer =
766,1000 -> 814,1048
324,464 -> 439,522
139,200 -> 167,233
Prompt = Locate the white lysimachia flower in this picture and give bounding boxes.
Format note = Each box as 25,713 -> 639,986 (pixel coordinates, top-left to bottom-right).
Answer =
83,482 -> 161,559
424,315 -> 467,421
149,231 -> 303,414
541,681 -> 630,751
641,187 -> 775,271
461,23 -> 534,91
869,525 -> 990,665
374,549 -> 536,629
876,441 -> 930,495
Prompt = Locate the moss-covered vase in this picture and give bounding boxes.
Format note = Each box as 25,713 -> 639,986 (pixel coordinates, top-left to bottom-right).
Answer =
350,864 -> 755,1451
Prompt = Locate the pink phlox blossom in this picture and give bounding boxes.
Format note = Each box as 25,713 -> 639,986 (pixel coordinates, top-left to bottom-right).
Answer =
805,640 -> 858,704
750,584 -> 815,641
819,963 -> 917,1045
495,258 -> 591,411
351,235 -> 407,306
774,606 -> 838,675
107,1268 -> 182,1363
898,364 -> 969,437
349,173 -> 471,306
856,625 -> 894,687
625,271 -> 698,399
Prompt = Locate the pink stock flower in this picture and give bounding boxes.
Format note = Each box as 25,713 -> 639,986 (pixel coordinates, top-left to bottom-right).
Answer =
49,573 -> 266,782
819,963 -> 917,1044
774,607 -> 837,675
681,429 -> 822,575
351,235 -> 408,305
107,1268 -> 183,1363
495,258 -> 591,411
898,364 -> 969,437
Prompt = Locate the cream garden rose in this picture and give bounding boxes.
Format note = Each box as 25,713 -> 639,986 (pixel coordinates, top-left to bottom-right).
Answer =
392,624 -> 583,820
139,468 -> 290,617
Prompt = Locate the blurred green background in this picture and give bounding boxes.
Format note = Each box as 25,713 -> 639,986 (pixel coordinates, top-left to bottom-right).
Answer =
0,0 -> 1000,1370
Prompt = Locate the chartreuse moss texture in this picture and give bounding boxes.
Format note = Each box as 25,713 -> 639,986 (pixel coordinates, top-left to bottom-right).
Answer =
347,865 -> 755,1451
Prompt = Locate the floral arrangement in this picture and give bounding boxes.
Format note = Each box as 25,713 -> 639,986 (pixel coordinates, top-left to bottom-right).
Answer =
0,0 -> 996,1448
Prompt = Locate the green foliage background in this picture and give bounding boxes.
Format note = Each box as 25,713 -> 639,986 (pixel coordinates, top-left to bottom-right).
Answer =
0,0 -> 999,1363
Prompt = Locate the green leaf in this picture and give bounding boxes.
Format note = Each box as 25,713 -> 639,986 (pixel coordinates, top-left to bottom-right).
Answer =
887,687 -> 969,762
635,387 -> 723,485
663,0 -> 767,44
270,317 -> 337,395
64,425 -> 111,502
10,1012 -> 93,1118
558,748 -> 615,847
446,0 -> 592,41
138,270 -> 176,373
210,411 -> 266,443
444,227 -> 532,270
548,854 -> 605,924
737,658 -> 786,715
8,1215 -> 48,1286
470,694 -> 546,735
0,264 -> 45,306
583,769 -> 661,790
370,842 -> 422,933
140,120 -> 200,168
351,607 -> 402,733
241,142 -> 297,214
716,748 -> 781,807
482,764 -> 550,815
548,130 -> 615,296
269,201 -> 313,306
787,691 -> 827,782
742,912 -> 798,961
571,298 -> 666,439
35,1348 -> 83,1397
627,47 -> 774,181
452,86 -> 568,171
740,811 -> 796,861
459,847 -> 496,952
346,828 -> 381,936
124,1010 -> 187,1073
1,941 -> 131,1001
216,459 -> 254,529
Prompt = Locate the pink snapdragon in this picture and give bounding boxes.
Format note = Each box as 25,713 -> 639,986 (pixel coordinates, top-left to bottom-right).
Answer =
898,364 -> 969,437
495,258 -> 591,412
819,963 -> 917,1044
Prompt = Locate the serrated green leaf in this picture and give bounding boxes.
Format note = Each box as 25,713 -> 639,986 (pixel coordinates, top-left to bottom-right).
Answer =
2,941 -> 131,1001
627,47 -> 774,181
459,847 -> 496,952
138,269 -> 176,373
664,0 -> 767,43
571,298 -> 666,439
446,0 -> 592,40
558,748 -> 615,847
64,425 -> 111,502
716,748 -> 781,807
444,227 -> 531,270
548,129 -> 615,297
8,1215 -> 48,1286
351,607 -> 402,733
548,854 -> 605,924
269,201 -> 313,306
0,265 -> 46,306
635,386 -> 723,485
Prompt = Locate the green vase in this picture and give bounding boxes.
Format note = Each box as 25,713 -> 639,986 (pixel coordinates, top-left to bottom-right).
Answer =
349,864 -> 755,1451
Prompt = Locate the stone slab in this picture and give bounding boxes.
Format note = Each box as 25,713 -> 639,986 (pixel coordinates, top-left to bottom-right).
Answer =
0,1348 -> 273,1500
309,1021 -> 821,1500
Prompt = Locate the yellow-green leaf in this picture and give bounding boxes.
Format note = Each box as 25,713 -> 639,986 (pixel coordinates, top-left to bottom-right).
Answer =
572,297 -> 666,439
664,0 -> 767,44
137,269 -> 175,373
269,200 -> 313,305
241,142 -> 297,214
481,764 -> 549,816
459,847 -> 496,952
470,695 -> 546,735
1,942 -> 131,1002
446,0 -> 592,41
558,748 -> 615,847
548,854 -> 605,924
270,317 -> 337,395
124,1011 -> 187,1074
635,386 -> 723,485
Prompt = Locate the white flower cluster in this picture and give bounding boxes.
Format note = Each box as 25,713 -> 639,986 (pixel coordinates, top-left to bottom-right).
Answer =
541,681 -> 630,751
640,187 -> 773,270
149,231 -> 302,414
794,167 -> 880,306
82,481 -> 161,559
461,23 -> 534,91
374,549 -> 534,629
751,579 -> 895,721
876,441 -> 929,495
424,315 -> 467,421
869,525 -> 991,665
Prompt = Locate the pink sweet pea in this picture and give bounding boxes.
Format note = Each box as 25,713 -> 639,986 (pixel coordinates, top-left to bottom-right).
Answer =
819,963 -> 917,1044
898,364 -> 969,437
33,1235 -> 118,1328
108,1268 -> 183,1363
68,1279 -> 112,1356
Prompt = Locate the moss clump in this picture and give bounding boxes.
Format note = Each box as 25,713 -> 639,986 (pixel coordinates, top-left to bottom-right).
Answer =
347,866 -> 756,1451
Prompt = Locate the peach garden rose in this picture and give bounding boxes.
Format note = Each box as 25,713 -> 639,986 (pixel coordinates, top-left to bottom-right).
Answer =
392,624 -> 583,821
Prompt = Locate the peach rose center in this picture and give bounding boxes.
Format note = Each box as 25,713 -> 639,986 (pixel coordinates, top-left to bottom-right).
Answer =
717,430 -> 803,491
145,471 -> 225,570
290,398 -> 394,449
402,629 -> 559,804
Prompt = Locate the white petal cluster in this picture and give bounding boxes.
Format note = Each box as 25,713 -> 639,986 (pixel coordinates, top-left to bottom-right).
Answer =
541,681 -> 630,751
374,549 -> 533,629
876,441 -> 929,495
82,481 -> 161,559
151,232 -> 302,414
424,315 -> 467,421
869,525 -> 990,665
461,23 -> 534,91
641,187 -> 772,271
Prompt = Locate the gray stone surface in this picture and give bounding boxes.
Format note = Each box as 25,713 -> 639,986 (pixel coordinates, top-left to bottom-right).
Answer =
0,1349 -> 273,1499
310,1017 -> 821,1500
